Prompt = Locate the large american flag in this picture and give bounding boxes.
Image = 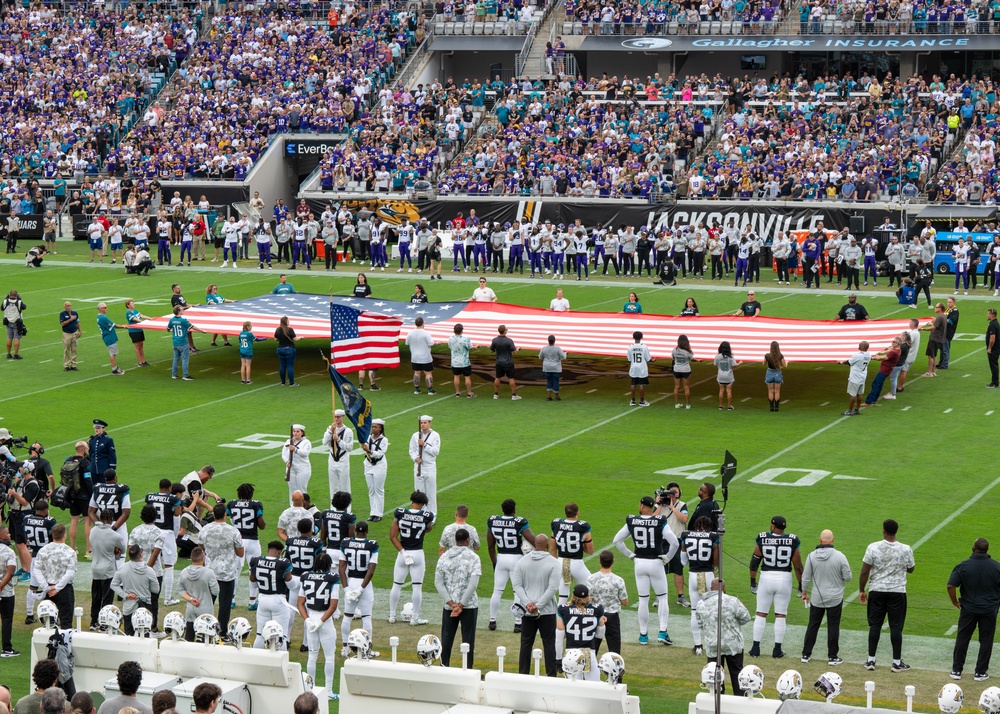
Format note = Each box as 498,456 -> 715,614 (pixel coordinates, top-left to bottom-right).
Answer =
329,303 -> 403,371
138,294 -> 921,364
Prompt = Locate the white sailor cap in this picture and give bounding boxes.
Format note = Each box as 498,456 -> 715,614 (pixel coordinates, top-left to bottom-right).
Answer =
293,424 -> 306,432
419,415 -> 433,422
372,419 -> 385,426
334,409 -> 346,417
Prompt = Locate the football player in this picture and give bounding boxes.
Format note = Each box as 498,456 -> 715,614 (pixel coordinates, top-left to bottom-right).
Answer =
613,495 -> 679,646
487,499 -> 535,632
388,491 -> 434,626
748,515 -> 803,658
680,516 -> 719,656
551,502 -> 594,605
249,540 -> 293,649
556,583 -> 606,680
339,521 -> 379,654
227,483 -> 266,611
285,518 -> 324,651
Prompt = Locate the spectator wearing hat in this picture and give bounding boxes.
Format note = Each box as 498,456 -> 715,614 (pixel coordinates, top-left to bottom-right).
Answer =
283,425 -> 312,505
88,420 -> 115,487
361,420 -> 388,522
322,411 -> 353,507
409,416 -> 440,519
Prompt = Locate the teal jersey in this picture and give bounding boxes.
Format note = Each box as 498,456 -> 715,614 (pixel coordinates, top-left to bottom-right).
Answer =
167,316 -> 191,346
97,314 -> 118,346
272,284 -> 295,295
125,308 -> 143,334
206,293 -> 225,305
239,330 -> 255,357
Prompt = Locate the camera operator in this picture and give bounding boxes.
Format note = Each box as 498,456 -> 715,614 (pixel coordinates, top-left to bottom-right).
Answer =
27,444 -> 53,497
1,289 -> 25,360
7,459 -> 43,578
657,483 -> 691,608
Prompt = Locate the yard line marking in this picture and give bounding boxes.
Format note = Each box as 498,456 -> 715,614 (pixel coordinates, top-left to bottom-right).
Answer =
701,395 -> 711,400
964,374 -> 972,378
944,408 -> 953,413
945,625 -> 958,637
586,389 -> 597,394
45,329 -> 57,334
268,371 -> 278,375
199,368 -> 213,372
439,372 -> 722,500
740,397 -> 750,402
820,402 -> 830,407
902,406 -> 911,411
780,400 -> 789,404
814,366 -> 823,371
39,359 -> 52,364
988,411 -> 995,416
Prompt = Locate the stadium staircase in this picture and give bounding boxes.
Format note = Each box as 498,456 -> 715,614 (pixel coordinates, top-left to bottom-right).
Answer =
519,1 -> 564,79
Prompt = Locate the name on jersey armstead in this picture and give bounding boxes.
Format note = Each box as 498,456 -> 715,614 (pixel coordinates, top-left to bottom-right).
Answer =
691,37 -> 970,48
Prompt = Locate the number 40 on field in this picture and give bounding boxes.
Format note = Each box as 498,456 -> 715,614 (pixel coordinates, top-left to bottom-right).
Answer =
655,463 -> 872,487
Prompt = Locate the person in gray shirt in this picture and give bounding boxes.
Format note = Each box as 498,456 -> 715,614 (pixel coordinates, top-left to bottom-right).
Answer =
511,534 -> 561,676
178,546 -> 219,642
111,544 -> 160,636
89,510 -> 125,630
800,529 -> 853,666
538,335 -> 567,401
97,661 -> 152,714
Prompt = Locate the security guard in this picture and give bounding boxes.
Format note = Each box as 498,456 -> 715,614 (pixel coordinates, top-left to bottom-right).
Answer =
88,419 -> 116,486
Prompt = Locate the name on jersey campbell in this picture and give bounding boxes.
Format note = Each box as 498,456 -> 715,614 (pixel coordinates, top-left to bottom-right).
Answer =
689,37 -> 971,48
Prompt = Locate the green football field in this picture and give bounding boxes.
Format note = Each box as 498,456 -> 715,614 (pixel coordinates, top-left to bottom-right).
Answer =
0,242 -> 994,713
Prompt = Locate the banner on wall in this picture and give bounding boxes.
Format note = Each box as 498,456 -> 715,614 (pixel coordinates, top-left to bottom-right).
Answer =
307,198 -> 894,236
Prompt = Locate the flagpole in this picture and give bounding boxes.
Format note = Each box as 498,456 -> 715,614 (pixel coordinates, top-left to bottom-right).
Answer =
328,295 -> 337,417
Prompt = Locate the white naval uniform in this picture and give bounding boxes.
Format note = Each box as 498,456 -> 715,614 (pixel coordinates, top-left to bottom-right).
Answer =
322,424 -> 354,508
408,429 -> 441,518
363,435 -> 389,518
282,438 -> 313,503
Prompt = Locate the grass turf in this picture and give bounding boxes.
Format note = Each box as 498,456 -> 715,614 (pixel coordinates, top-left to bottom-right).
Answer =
0,241 -> 994,712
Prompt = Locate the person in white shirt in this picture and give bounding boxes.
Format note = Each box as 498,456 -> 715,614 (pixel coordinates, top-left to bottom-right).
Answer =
322,410 -> 354,505
548,288 -> 570,312
839,341 -> 870,416
858,519 -> 915,673
468,277 -> 497,302
953,237 -> 971,294
627,331 -> 652,407
88,219 -> 105,263
409,416 -> 441,520
405,316 -> 436,395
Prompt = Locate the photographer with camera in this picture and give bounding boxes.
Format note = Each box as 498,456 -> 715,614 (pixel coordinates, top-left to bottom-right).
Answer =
61,442 -> 93,555
6,450 -> 43,581
1,289 -> 25,360
656,483 -> 691,609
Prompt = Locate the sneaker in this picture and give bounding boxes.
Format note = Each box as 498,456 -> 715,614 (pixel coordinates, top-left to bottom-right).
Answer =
842,410 -> 855,416
951,671 -> 962,680
511,394 -> 522,400
329,693 -> 339,701
630,400 -> 637,406
300,643 -> 309,652
975,673 -> 990,682
182,376 -> 194,381
891,661 -> 911,673
467,393 -> 476,398
658,631 -> 672,645
513,623 -> 522,633
693,645 -> 703,656
488,620 -> 497,631
387,616 -> 396,624
369,385 -> 381,391
989,384 -> 999,389
685,404 -> 692,410
748,644 -> 761,658
248,601 -> 257,611
17,572 -> 29,582
341,645 -> 351,658
865,660 -> 876,671
427,388 -> 437,395
410,618 -> 429,626
801,655 -> 811,664
112,368 -> 125,375
164,599 -> 181,606
638,633 -> 649,646
677,594 -> 691,608
638,400 -> 650,407
675,403 -> 683,409
24,616 -> 35,625
413,388 -> 421,395
455,393 -> 463,398
883,394 -> 896,400
494,394 -> 499,400
772,646 -> 785,658
0,649 -> 19,658
828,657 -> 843,666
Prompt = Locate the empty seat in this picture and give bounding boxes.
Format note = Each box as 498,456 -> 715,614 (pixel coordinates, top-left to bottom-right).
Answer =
710,21 -> 721,32
720,21 -> 732,33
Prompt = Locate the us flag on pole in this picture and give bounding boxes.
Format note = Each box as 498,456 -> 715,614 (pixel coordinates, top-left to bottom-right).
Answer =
330,303 -> 404,372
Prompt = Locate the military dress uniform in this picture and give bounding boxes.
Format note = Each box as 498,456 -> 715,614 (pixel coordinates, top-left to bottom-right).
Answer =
322,416 -> 354,507
409,425 -> 440,519
88,420 -> 116,486
282,431 -> 313,504
363,430 -> 389,520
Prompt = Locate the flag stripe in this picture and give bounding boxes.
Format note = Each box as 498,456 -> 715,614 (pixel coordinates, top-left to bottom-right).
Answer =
137,296 -> 922,364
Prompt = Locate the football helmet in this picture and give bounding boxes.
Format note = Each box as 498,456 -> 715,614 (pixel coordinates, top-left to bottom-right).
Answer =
701,662 -> 723,693
562,648 -> 588,679
261,620 -> 286,651
99,605 -> 123,634
36,600 -> 59,628
348,628 -> 372,659
228,617 -> 252,649
940,684 -> 964,714
416,634 -> 442,666
194,614 -> 221,644
979,686 -> 1000,714
738,665 -> 765,697
815,672 -> 843,701
599,652 -> 626,685
163,611 -> 186,641
776,670 -> 803,701
131,608 -> 153,637
401,602 -> 413,623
